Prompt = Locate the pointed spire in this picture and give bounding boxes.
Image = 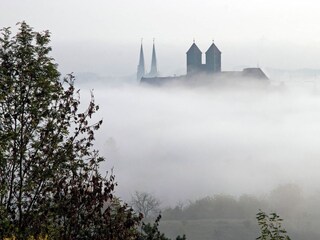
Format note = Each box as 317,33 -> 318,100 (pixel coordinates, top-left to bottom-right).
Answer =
137,40 -> 145,81
149,38 -> 158,77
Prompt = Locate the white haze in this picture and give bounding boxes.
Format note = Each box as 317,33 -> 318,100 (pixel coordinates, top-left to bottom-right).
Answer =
4,0 -> 320,75
76,79 -> 320,206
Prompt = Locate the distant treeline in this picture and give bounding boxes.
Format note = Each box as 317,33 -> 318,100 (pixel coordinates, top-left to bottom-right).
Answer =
163,194 -> 266,220
160,184 -> 320,240
162,184 -> 318,221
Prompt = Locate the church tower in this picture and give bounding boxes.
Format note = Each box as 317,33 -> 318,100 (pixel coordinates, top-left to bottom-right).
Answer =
186,42 -> 202,76
149,39 -> 158,77
205,41 -> 221,74
137,41 -> 145,80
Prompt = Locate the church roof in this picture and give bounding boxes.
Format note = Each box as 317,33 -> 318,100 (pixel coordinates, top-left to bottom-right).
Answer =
206,42 -> 221,54
242,68 -> 268,80
186,43 -> 202,55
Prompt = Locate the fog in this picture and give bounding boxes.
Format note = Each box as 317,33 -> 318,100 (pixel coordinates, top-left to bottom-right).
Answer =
50,40 -> 320,77
74,77 -> 320,206
4,0 -> 320,76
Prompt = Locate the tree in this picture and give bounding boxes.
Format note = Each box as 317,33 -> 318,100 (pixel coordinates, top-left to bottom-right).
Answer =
0,22 -> 142,239
131,191 -> 161,219
256,210 -> 291,240
0,22 -> 187,240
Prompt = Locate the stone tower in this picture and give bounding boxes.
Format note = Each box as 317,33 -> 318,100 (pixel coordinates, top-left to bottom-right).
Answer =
205,42 -> 221,73
186,42 -> 202,76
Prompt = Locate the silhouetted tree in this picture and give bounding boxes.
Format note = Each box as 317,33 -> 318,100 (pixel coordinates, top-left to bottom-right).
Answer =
0,22 -> 186,240
131,191 -> 161,218
0,22 -> 142,239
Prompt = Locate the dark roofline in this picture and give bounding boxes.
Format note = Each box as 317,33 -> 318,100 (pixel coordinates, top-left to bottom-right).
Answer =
186,43 -> 202,54
205,42 -> 221,54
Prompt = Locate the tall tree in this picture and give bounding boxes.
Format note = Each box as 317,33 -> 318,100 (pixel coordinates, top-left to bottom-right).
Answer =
0,22 -> 186,240
0,22 -> 141,239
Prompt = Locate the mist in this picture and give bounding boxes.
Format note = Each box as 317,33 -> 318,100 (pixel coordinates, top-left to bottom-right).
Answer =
73,77 -> 320,207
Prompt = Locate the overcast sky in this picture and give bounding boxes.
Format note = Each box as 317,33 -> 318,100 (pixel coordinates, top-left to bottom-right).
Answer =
2,0 -> 320,76
4,0 -> 320,205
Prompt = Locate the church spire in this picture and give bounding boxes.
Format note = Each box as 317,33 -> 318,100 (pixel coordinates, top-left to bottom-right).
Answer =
137,40 -> 145,81
149,38 -> 158,77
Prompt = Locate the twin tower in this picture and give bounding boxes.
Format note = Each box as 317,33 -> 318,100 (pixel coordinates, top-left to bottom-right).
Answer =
187,41 -> 221,76
137,40 -> 158,81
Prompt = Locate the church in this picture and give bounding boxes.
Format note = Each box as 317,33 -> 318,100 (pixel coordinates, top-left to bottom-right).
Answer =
138,41 -> 268,85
